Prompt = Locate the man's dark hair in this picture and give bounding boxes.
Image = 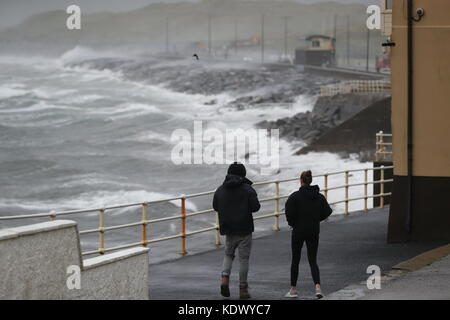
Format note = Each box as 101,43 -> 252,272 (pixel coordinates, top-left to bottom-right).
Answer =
300,170 -> 312,185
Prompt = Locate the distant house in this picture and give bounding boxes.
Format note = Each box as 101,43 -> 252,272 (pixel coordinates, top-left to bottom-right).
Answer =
294,35 -> 336,67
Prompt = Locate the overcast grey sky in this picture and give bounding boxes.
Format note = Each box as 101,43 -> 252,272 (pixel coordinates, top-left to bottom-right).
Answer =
0,0 -> 191,28
0,0 -> 372,29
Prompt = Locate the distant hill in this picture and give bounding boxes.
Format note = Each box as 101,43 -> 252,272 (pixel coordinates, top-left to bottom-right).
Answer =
0,0 -> 382,57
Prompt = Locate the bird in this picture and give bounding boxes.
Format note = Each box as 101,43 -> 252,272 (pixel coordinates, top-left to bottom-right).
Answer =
193,54 -> 199,60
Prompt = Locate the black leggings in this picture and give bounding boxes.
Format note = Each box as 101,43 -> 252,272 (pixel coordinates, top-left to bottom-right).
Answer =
290,233 -> 320,286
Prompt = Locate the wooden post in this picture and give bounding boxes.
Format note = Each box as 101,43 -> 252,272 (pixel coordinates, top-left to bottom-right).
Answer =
364,169 -> 368,212
344,171 -> 349,215
98,209 -> 105,255
380,166 -> 385,208
141,203 -> 148,247
215,211 -> 221,246
273,182 -> 281,231
179,198 -> 187,255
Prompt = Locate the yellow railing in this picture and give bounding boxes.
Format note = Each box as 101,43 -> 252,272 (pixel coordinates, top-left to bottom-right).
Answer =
376,131 -> 393,161
0,166 -> 393,257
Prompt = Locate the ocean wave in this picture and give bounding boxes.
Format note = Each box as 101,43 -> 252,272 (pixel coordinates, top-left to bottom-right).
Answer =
0,83 -> 78,101
59,46 -> 129,65
0,101 -> 80,114
87,102 -> 163,121
119,130 -> 171,144
0,84 -> 29,99
61,94 -> 104,104
0,189 -> 198,216
31,88 -> 78,100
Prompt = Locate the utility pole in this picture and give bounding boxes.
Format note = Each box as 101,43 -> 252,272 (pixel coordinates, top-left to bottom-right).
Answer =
333,14 -> 337,40
333,14 -> 337,65
261,13 -> 265,63
346,15 -> 350,66
234,19 -> 238,56
208,15 -> 212,57
283,16 -> 289,57
366,28 -> 370,71
165,17 -> 169,54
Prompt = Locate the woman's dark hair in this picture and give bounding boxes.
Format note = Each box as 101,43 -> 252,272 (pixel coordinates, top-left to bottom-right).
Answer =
300,170 -> 313,185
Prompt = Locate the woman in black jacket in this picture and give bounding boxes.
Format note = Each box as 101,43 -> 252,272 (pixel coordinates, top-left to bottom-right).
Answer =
284,170 -> 332,299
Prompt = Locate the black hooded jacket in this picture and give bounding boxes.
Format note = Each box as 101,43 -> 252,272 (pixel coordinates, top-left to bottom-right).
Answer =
213,174 -> 261,235
285,185 -> 332,237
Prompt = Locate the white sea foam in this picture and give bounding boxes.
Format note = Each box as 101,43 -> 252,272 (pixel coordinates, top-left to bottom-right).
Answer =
87,103 -> 163,120
31,88 -> 78,99
121,130 -> 171,144
0,84 -> 28,99
59,46 -> 127,65
61,94 -> 104,104
0,189 -> 197,215
0,101 -> 79,114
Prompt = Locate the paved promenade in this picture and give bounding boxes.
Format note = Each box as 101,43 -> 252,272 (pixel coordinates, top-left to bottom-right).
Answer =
149,207 -> 444,300
364,254 -> 450,300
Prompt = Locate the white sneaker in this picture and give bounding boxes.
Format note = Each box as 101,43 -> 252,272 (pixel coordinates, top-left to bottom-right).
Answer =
315,287 -> 323,299
284,289 -> 298,298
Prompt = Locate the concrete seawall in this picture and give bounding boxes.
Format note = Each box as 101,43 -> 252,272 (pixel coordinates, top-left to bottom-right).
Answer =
0,220 -> 149,300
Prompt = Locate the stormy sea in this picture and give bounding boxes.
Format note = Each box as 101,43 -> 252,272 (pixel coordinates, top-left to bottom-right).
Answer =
0,47 -> 373,261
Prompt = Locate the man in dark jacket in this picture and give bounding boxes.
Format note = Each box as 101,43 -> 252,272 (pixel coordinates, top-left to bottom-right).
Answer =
213,162 -> 260,299
284,170 -> 332,299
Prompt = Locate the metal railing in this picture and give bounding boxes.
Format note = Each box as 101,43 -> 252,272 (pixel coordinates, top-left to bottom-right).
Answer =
376,131 -> 393,161
0,166 -> 393,257
320,80 -> 391,97
1,166 -> 394,255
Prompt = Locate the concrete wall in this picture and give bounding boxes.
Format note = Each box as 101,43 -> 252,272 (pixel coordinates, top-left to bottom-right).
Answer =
70,248 -> 149,300
0,220 -> 149,300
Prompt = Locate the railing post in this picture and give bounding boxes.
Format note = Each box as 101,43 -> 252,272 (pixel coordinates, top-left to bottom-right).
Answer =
273,182 -> 281,231
179,197 -> 187,256
380,166 -> 385,208
49,210 -> 56,221
376,132 -> 380,161
141,203 -> 148,247
344,171 -> 349,215
214,211 -> 221,247
380,131 -> 385,161
324,174 -> 328,200
98,209 -> 105,255
364,169 -> 368,212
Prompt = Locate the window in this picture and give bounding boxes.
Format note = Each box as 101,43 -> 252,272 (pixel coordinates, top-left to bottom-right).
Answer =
385,0 -> 393,10
312,40 -> 320,48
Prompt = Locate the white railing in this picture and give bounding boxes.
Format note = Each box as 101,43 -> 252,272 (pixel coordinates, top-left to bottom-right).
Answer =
376,131 -> 393,161
0,166 -> 393,257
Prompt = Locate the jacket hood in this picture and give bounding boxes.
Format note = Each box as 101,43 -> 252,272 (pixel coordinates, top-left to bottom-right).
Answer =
223,174 -> 253,188
299,185 -> 320,199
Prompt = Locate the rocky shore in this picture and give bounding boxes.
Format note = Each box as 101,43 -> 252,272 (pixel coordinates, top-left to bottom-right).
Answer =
297,96 -> 392,160
258,92 -> 390,145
